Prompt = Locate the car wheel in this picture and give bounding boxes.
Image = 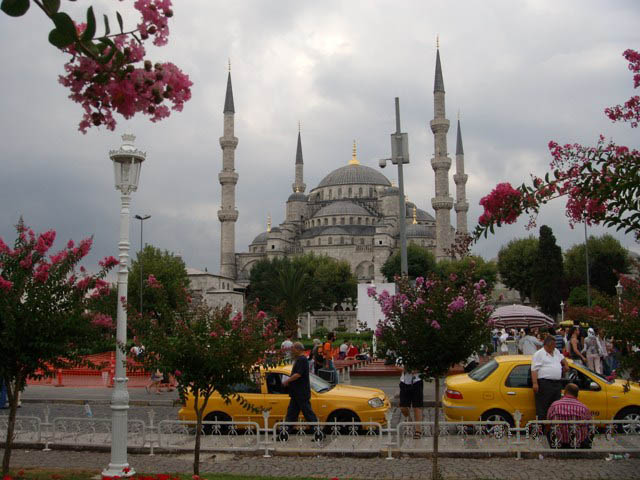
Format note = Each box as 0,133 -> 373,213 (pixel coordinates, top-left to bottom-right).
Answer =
614,406 -> 640,434
203,411 -> 231,435
326,410 -> 361,434
481,409 -> 514,437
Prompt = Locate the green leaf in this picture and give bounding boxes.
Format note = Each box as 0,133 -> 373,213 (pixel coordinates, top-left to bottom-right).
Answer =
81,6 -> 96,41
1,0 -> 30,17
42,0 -> 59,14
48,27 -> 74,48
103,14 -> 110,36
116,10 -> 123,33
51,12 -> 77,40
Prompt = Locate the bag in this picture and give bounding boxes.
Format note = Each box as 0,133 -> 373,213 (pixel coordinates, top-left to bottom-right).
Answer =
318,368 -> 337,384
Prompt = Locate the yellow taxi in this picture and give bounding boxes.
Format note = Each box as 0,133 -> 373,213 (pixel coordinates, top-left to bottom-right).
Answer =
178,365 -> 390,427
442,355 -> 640,426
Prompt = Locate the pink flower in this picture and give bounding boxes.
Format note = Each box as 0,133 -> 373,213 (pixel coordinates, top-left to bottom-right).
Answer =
257,310 -> 267,320
0,276 -> 13,292
447,296 -> 466,312
99,256 -> 120,269
50,250 -> 68,265
19,254 -> 33,270
209,331 -> 218,338
146,274 -> 162,289
367,286 -> 377,297
34,262 -> 51,283
174,369 -> 182,377
76,277 -> 92,291
431,320 -> 441,329
0,238 -> 8,254
478,182 -> 523,226
91,313 -> 114,329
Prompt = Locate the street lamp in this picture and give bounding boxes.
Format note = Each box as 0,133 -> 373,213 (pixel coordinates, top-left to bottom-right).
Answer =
616,280 -> 623,309
134,214 -> 151,315
560,300 -> 564,323
103,134 -> 146,478
379,97 -> 410,276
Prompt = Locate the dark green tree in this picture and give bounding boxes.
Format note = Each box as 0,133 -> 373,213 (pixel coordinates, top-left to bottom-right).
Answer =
564,234 -> 630,295
531,225 -> 564,317
436,255 -> 498,293
381,244 -> 437,281
497,236 -> 539,302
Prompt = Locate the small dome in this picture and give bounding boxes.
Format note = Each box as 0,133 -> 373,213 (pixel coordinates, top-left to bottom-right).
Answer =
316,164 -> 391,189
270,227 -> 281,233
381,186 -> 400,197
314,200 -> 371,217
287,192 -> 307,202
251,231 -> 268,244
405,203 -> 435,222
406,223 -> 436,238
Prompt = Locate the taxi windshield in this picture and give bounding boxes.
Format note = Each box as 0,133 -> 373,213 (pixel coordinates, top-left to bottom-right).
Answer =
468,359 -> 498,382
310,372 -> 334,393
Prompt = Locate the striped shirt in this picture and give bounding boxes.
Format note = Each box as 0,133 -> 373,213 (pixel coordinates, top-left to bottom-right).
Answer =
547,396 -> 591,446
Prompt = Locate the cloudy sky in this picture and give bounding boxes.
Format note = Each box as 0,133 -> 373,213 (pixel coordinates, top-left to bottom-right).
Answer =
1,0 -> 638,279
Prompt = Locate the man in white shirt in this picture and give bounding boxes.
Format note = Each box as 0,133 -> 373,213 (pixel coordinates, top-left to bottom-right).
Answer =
339,341 -> 349,359
531,335 -> 568,420
519,328 -> 543,355
281,335 -> 293,360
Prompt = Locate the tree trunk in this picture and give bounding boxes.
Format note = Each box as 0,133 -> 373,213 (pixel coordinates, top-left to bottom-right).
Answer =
2,376 -> 21,475
432,376 -> 440,480
193,391 -> 201,476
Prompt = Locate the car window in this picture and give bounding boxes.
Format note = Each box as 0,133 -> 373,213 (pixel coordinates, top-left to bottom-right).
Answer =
505,364 -> 532,388
310,372 -> 333,393
469,359 -> 498,382
230,381 -> 261,394
568,368 -> 599,390
265,373 -> 288,394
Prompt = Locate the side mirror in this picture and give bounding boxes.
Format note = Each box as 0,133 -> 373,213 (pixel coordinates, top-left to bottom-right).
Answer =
590,381 -> 601,392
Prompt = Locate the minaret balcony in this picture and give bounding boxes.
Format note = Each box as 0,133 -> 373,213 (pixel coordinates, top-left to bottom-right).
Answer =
219,137 -> 239,149
430,157 -> 452,170
453,173 -> 468,184
454,202 -> 469,212
218,171 -> 239,185
431,197 -> 454,210
217,209 -> 239,222
429,118 -> 450,134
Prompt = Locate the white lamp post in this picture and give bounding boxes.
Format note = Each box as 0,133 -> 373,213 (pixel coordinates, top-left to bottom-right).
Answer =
560,300 -> 564,323
616,280 -> 623,310
103,134 -> 146,478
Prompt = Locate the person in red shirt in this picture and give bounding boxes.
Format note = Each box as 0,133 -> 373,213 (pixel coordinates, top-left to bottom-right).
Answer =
346,341 -> 359,358
546,383 -> 593,449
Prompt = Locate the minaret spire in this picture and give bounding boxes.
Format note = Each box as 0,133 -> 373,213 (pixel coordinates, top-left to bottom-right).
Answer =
454,117 -> 469,236
218,67 -> 239,279
292,124 -> 306,193
349,140 -> 360,165
430,42 -> 454,261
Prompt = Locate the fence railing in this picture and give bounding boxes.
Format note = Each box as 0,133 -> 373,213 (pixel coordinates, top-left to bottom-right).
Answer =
2,408 -> 639,458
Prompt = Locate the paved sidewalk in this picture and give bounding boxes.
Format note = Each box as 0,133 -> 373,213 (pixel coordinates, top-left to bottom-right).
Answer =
2,449 -> 639,479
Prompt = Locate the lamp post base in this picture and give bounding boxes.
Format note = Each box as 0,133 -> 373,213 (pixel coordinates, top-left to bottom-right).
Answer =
102,464 -> 135,478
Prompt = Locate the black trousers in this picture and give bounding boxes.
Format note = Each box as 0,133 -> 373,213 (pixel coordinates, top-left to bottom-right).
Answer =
285,395 -> 318,423
535,378 -> 562,420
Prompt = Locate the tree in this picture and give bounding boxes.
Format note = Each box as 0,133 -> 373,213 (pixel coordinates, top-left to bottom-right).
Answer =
567,285 -> 606,308
497,237 -> 539,302
0,219 -> 117,474
130,300 -> 277,475
474,49 -> 640,242
381,244 -> 437,281
436,255 -> 498,293
128,244 -> 190,325
1,0 -> 192,133
564,234 -> 630,295
531,226 -> 564,317
369,270 -> 491,479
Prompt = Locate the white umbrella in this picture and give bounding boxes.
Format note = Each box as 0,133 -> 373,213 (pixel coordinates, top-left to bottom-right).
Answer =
490,304 -> 554,329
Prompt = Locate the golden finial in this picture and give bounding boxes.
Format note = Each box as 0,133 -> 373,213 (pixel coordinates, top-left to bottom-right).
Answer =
391,180 -> 396,187
436,35 -> 439,49
298,120 -> 301,133
412,206 -> 417,224
294,186 -> 299,193
228,58 -> 231,72
267,213 -> 271,233
349,140 -> 360,165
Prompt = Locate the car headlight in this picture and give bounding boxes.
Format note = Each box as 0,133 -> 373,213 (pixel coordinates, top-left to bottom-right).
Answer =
368,397 -> 384,408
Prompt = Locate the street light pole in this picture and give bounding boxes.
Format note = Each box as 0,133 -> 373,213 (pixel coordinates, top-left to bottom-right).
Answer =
103,134 -> 146,478
616,280 -> 623,310
584,222 -> 591,307
560,300 -> 564,323
134,214 -> 151,315
379,97 -> 410,277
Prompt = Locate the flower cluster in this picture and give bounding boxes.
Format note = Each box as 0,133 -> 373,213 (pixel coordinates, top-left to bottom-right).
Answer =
478,183 -> 522,226
146,274 -> 162,289
605,49 -> 640,127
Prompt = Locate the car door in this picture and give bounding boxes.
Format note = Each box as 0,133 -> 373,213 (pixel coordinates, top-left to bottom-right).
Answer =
227,369 -> 265,425
263,371 -> 292,427
500,363 -> 536,423
567,366 -> 606,420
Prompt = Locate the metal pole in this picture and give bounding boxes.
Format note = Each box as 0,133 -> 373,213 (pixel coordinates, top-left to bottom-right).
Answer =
139,219 -> 143,314
103,193 -> 133,477
395,98 -> 408,277
584,222 -> 591,307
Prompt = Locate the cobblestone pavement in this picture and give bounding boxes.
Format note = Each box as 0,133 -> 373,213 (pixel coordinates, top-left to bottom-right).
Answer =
2,449 -> 640,479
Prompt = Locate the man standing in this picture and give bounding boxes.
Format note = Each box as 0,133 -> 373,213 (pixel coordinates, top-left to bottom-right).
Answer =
547,383 -> 592,448
531,335 -> 568,420
519,327 -> 543,355
282,342 -> 318,425
399,368 -> 424,438
281,335 -> 294,361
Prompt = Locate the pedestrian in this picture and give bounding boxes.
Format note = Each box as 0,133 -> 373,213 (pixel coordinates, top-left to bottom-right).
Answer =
531,335 -> 568,420
281,334 -> 294,361
310,338 -> 322,374
323,332 -> 337,371
499,329 -> 509,355
546,383 -> 592,449
491,328 -> 499,354
0,379 -> 7,409
584,328 -> 602,373
549,327 -> 565,353
399,367 -> 424,438
146,369 -> 164,394
519,327 -> 543,355
338,339 -> 348,360
346,341 -> 359,358
282,342 -> 318,426
567,326 -> 587,366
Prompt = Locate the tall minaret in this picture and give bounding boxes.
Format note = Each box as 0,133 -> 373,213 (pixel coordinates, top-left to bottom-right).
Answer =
292,123 -> 306,193
454,115 -> 469,235
218,65 -> 239,279
430,39 -> 454,260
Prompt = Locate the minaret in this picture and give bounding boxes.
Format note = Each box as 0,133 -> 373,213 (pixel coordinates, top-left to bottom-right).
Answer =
292,123 -> 306,193
218,65 -> 239,279
454,115 -> 469,235
430,38 -> 454,261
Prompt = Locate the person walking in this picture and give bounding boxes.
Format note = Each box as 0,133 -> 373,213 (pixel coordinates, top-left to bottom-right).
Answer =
281,334 -> 294,361
584,328 -> 602,373
547,383 -> 593,449
519,327 -> 543,355
282,342 -> 318,426
550,327 -> 565,353
399,368 -> 424,438
567,327 -> 587,366
532,335 -> 568,420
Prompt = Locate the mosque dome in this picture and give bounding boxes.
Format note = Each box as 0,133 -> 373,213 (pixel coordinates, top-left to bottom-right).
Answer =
287,192 -> 307,202
251,231 -> 268,244
316,164 -> 391,189
313,200 -> 371,217
406,223 -> 436,238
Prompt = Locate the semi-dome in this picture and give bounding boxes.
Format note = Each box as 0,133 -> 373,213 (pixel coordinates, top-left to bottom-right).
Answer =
313,200 -> 371,217
287,192 -> 307,202
316,164 -> 391,189
406,224 -> 436,238
251,231 -> 268,244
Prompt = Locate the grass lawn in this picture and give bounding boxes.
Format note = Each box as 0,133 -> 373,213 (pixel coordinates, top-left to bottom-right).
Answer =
7,469 -> 332,480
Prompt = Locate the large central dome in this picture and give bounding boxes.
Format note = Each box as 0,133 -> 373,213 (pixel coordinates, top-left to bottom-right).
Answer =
316,164 -> 391,189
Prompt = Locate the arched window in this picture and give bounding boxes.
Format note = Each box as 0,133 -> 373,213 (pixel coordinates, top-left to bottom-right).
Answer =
332,217 -> 336,225
329,189 -> 333,199
358,187 -> 363,197
340,217 -> 345,225
368,265 -> 374,278
349,217 -> 354,224
357,217 -> 362,225
306,240 -> 310,246
360,238 -> 364,245
365,218 -> 369,225
340,237 -> 344,245
337,188 -> 342,198
348,187 -> 352,197
328,237 -> 333,245
324,218 -> 328,226
369,188 -> 373,197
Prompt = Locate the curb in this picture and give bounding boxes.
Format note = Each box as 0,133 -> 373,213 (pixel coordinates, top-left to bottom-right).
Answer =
22,399 -> 180,407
